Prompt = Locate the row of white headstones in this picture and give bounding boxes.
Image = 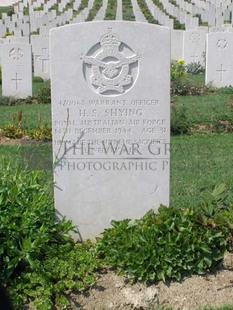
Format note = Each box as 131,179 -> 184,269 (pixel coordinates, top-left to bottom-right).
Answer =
2,28 -> 233,98
3,0 -> 233,38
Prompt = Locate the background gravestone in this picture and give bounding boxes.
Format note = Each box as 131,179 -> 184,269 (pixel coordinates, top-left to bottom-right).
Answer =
171,30 -> 184,60
33,36 -> 50,80
206,32 -> 233,87
50,21 -> 170,240
183,29 -> 206,66
2,43 -> 32,98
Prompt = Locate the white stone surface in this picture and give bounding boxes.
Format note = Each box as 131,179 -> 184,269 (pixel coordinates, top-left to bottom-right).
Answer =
206,32 -> 233,87
0,0 -> 18,6
50,22 -> 170,240
2,43 -> 32,98
116,0 -> 122,20
183,29 -> 206,65
171,30 -> 184,60
33,35 -> 50,79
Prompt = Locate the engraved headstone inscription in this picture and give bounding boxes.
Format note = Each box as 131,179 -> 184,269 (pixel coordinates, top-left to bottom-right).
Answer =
50,22 -> 170,240
33,36 -> 50,80
183,30 -> 206,66
2,43 -> 32,98
206,32 -> 233,87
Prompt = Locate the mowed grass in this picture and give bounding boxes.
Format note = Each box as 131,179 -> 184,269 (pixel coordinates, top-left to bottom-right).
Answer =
0,81 -> 51,128
174,93 -> 233,126
0,104 -> 51,128
170,133 -> 233,207
0,142 -> 53,171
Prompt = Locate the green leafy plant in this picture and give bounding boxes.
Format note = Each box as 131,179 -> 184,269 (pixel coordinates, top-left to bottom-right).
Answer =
217,86 -> 233,94
186,62 -> 205,75
28,112 -> 52,140
2,123 -> 25,138
171,81 -> 209,96
0,95 -> 10,106
171,59 -> 186,81
173,19 -> 185,30
171,104 -> 191,135
33,76 -> 44,83
1,111 -> 52,140
171,60 -> 209,96
95,186 -> 232,283
0,163 -> 99,309
2,111 -> 25,138
29,125 -> 52,140
34,81 -> 51,104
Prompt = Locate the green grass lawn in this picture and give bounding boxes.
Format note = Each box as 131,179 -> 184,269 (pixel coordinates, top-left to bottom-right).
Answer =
0,104 -> 51,128
174,93 -> 233,126
170,133 -> 233,207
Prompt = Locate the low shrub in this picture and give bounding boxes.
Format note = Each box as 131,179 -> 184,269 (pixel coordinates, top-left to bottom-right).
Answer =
2,114 -> 52,141
171,60 -> 208,96
185,62 -> 205,75
0,96 -> 10,106
171,59 -> 186,82
171,104 -> 191,135
173,19 -> 185,30
34,81 -> 51,104
1,123 -> 25,138
33,76 -> 44,83
0,164 -> 99,309
217,86 -> 233,94
171,80 -> 209,96
95,185 -> 232,283
29,125 -> 52,140
0,96 -> 35,106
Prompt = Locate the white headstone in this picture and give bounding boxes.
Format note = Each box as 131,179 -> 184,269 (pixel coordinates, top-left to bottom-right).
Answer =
206,32 -> 233,87
183,29 -> 206,65
50,22 -> 170,240
2,43 -> 32,98
33,36 -> 50,79
171,30 -> 184,60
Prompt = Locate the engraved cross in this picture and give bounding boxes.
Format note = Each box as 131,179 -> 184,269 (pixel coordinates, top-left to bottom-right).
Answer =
190,51 -> 198,62
36,47 -> 49,73
216,64 -> 226,82
12,73 -> 22,91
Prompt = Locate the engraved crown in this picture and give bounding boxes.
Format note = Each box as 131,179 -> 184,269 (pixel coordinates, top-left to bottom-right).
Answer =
100,28 -> 121,48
